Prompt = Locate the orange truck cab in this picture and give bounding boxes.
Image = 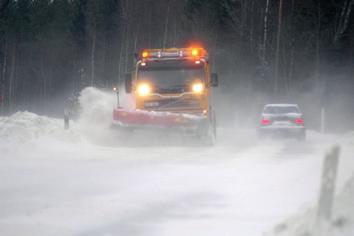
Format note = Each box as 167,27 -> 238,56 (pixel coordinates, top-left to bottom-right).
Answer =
112,47 -> 218,143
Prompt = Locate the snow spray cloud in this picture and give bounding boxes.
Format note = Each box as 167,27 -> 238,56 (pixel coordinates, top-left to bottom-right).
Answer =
77,87 -> 116,129
76,86 -> 136,145
77,86 -> 134,128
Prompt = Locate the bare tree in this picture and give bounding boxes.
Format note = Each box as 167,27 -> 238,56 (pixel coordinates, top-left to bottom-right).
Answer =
8,42 -> 17,111
162,0 -> 171,48
262,0 -> 270,64
334,0 -> 354,44
0,38 -> 7,113
0,0 -> 9,13
274,0 -> 284,96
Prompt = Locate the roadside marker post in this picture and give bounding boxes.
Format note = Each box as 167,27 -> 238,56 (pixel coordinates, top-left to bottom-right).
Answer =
321,107 -> 325,133
64,108 -> 69,130
315,146 -> 340,236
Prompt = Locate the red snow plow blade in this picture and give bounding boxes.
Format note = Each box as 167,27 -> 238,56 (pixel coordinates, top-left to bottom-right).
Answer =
112,108 -> 206,129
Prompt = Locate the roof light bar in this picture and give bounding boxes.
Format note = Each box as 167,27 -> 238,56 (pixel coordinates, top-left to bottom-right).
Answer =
142,51 -> 149,58
191,48 -> 199,56
139,48 -> 207,60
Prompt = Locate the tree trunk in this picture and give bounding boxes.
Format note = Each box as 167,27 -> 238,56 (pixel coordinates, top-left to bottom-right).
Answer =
124,26 -> 129,72
102,36 -> 107,86
9,42 -> 17,111
0,0 -> 10,13
123,0 -> 131,73
0,38 -> 7,114
117,0 -> 127,83
274,0 -> 284,96
90,27 -> 96,86
133,16 -> 141,65
162,0 -> 171,48
249,0 -> 255,53
316,1 -> 321,86
147,3 -> 152,48
287,0 -> 296,92
40,53 -> 46,112
262,0 -> 270,64
117,33 -> 125,84
334,0 -> 354,44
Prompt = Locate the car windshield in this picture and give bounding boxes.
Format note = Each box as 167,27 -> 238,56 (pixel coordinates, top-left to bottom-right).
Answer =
137,61 -> 205,93
264,106 -> 300,114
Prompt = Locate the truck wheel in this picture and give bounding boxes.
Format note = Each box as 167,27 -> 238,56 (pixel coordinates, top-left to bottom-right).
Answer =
204,123 -> 216,146
196,111 -> 216,146
202,113 -> 216,146
212,111 -> 217,140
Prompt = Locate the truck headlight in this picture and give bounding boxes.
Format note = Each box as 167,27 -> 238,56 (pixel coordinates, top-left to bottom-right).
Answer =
137,83 -> 151,96
192,83 -> 204,93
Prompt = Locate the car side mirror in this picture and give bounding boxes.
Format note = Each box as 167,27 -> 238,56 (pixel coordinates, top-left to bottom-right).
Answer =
125,73 -> 132,93
211,73 -> 218,87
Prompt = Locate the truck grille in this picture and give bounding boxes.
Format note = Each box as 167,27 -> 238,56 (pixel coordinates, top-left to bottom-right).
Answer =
144,98 -> 201,109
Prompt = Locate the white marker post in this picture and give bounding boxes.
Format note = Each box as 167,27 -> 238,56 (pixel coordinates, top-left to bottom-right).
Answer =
64,108 -> 69,130
321,107 -> 325,133
315,146 -> 340,236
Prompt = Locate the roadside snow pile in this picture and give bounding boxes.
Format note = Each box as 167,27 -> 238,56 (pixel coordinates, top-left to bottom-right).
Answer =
348,132 -> 354,144
0,111 -> 79,144
267,173 -> 354,236
0,87 -> 128,147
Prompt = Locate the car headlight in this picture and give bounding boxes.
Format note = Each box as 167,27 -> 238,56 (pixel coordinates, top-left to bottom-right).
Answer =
137,83 -> 151,96
192,83 -> 204,93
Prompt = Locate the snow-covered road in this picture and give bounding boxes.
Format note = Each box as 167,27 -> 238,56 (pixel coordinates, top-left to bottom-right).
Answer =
1,88 -> 353,236
1,124 -> 353,236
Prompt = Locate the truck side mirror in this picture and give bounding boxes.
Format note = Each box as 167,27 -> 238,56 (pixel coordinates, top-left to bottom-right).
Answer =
134,53 -> 139,61
211,73 -> 218,87
125,73 -> 132,93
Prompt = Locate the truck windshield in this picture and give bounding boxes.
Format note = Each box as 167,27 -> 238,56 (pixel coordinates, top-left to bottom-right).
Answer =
137,61 -> 205,93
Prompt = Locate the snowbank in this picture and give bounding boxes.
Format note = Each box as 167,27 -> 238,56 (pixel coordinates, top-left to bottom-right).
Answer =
266,174 -> 354,236
0,87 -> 127,147
0,87 -> 116,144
348,132 -> 354,144
0,111 -> 81,158
0,111 -> 65,142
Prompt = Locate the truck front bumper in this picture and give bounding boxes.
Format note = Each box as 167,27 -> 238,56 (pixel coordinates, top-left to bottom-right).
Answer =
112,108 -> 207,130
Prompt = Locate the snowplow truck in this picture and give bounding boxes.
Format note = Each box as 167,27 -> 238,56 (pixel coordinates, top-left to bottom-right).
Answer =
112,47 -> 219,143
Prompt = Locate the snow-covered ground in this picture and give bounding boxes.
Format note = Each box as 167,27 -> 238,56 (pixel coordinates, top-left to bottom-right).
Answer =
0,88 -> 353,236
266,173 -> 354,236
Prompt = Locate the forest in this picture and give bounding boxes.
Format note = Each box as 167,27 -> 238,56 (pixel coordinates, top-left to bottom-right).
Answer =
0,0 -> 353,130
